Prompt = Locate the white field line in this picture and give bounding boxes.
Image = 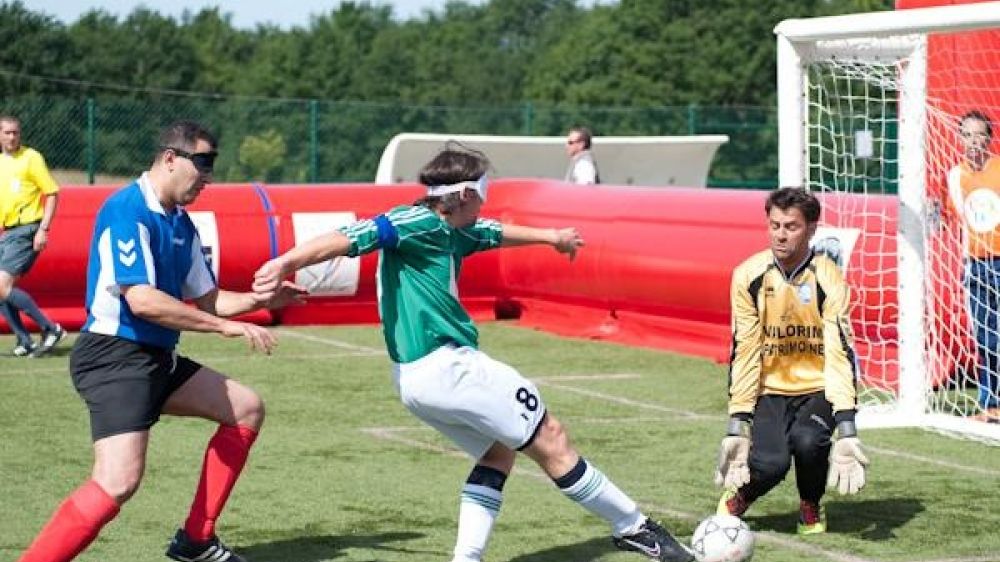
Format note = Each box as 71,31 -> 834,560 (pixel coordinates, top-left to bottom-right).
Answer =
276,328 -> 386,354
536,374 -> 1000,479
919,557 -> 1000,562
569,420 -> 999,478
362,426 -> 468,459
864,445 -> 1000,479
363,425 -> 996,562
1,364 -> 65,376
4,350 -> 384,378
748,531 -> 875,562
15,335 -> 998,482
534,374 -> 643,382
361,425 -> 881,562
534,378 -> 719,421
200,350 -> 386,364
913,558 -> 1000,562
565,416 -> 687,424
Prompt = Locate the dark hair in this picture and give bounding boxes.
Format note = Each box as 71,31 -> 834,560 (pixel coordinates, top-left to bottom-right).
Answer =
569,126 -> 593,149
156,120 -> 217,160
960,110 -> 993,139
417,142 -> 490,186
413,142 -> 490,212
765,187 -> 821,224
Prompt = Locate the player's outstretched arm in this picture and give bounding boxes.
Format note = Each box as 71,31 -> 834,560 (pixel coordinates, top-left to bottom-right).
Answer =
500,225 -> 584,261
253,231 -> 352,295
194,284 -> 307,318
122,284 -> 277,353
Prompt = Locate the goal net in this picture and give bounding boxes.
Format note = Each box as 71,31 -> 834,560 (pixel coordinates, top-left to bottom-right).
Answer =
775,3 -> 1000,444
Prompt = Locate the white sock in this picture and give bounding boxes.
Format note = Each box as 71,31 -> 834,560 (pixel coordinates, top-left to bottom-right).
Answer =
452,483 -> 502,562
558,459 -> 644,537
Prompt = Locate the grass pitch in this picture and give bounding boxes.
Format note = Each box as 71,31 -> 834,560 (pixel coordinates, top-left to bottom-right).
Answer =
2,323 -> 998,562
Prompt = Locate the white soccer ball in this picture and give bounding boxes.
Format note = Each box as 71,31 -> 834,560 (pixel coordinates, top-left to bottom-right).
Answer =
690,514 -> 755,562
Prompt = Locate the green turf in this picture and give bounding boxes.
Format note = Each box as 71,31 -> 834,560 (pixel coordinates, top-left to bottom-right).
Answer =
2,323 -> 998,562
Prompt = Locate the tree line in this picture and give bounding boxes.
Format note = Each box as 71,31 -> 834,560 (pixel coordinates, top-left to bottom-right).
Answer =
0,0 -> 892,184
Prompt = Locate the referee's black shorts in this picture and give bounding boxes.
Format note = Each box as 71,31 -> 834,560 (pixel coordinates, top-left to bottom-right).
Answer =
71,332 -> 202,441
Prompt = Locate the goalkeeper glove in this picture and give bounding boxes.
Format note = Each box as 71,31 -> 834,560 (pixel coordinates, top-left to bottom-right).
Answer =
714,417 -> 751,489
827,420 -> 869,495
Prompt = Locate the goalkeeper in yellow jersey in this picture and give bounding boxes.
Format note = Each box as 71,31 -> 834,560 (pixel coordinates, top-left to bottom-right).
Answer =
715,187 -> 869,535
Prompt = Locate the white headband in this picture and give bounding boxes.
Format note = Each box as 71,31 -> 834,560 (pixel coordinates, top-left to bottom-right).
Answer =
426,174 -> 488,202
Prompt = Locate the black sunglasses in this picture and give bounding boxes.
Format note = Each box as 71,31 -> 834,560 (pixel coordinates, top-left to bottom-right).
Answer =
163,146 -> 217,173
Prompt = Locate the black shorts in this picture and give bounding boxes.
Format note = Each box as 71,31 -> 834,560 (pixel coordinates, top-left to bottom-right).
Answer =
70,332 -> 202,441
750,392 -> 835,463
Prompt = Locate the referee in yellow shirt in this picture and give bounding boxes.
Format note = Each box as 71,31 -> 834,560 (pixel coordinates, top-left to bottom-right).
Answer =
0,115 -> 65,357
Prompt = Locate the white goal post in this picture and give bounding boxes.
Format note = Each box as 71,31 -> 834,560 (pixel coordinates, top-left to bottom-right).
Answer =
775,2 -> 1000,444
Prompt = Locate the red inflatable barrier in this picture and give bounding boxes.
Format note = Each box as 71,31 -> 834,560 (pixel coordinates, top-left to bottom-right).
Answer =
13,183 -> 279,331
260,183 -> 504,326
3,180 -> 938,392
483,183 -> 901,387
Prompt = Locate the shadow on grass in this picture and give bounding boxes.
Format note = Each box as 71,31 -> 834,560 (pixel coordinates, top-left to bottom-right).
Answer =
507,536 -> 619,562
241,531 -> 433,562
31,346 -> 72,359
746,497 -> 925,540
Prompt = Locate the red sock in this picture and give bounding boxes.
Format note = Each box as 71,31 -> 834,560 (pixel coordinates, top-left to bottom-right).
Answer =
18,480 -> 120,562
184,424 -> 258,542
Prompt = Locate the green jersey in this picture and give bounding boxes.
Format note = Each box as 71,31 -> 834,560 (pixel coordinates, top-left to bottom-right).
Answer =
340,205 -> 504,363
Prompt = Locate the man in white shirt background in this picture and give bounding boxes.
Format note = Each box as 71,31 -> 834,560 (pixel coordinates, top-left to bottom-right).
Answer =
564,126 -> 600,185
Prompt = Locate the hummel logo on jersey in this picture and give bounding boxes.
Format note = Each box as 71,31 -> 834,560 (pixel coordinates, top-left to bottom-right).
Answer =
117,238 -> 137,266
620,537 -> 660,559
173,237 -> 186,246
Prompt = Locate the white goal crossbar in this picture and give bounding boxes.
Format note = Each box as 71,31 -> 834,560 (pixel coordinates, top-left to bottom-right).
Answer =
775,2 -> 1000,443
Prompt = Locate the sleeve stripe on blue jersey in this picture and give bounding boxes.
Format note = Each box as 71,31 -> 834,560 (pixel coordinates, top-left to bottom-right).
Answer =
374,214 -> 399,249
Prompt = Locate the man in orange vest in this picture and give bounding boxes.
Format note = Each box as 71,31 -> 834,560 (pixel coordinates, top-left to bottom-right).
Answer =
947,110 -> 1000,421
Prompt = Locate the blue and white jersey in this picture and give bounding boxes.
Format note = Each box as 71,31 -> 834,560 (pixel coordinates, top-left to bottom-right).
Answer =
82,173 -> 216,349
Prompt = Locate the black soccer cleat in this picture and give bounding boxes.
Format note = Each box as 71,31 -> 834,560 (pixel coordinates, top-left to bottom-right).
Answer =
612,518 -> 695,562
166,528 -> 247,562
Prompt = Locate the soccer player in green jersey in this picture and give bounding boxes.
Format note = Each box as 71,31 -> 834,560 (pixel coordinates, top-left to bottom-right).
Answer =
253,146 -> 694,562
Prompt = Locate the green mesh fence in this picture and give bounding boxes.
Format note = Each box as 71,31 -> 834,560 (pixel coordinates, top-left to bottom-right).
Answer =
5,94 -> 780,188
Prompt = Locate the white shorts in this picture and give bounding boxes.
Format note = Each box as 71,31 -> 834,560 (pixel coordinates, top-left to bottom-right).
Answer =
392,344 -> 547,459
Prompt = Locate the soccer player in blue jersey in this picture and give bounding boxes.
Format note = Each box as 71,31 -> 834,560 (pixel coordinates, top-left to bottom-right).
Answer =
17,120 -> 303,562
253,145 -> 694,562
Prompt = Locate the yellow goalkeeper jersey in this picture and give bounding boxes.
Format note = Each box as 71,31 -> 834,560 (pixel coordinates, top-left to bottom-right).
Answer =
727,249 -> 858,416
